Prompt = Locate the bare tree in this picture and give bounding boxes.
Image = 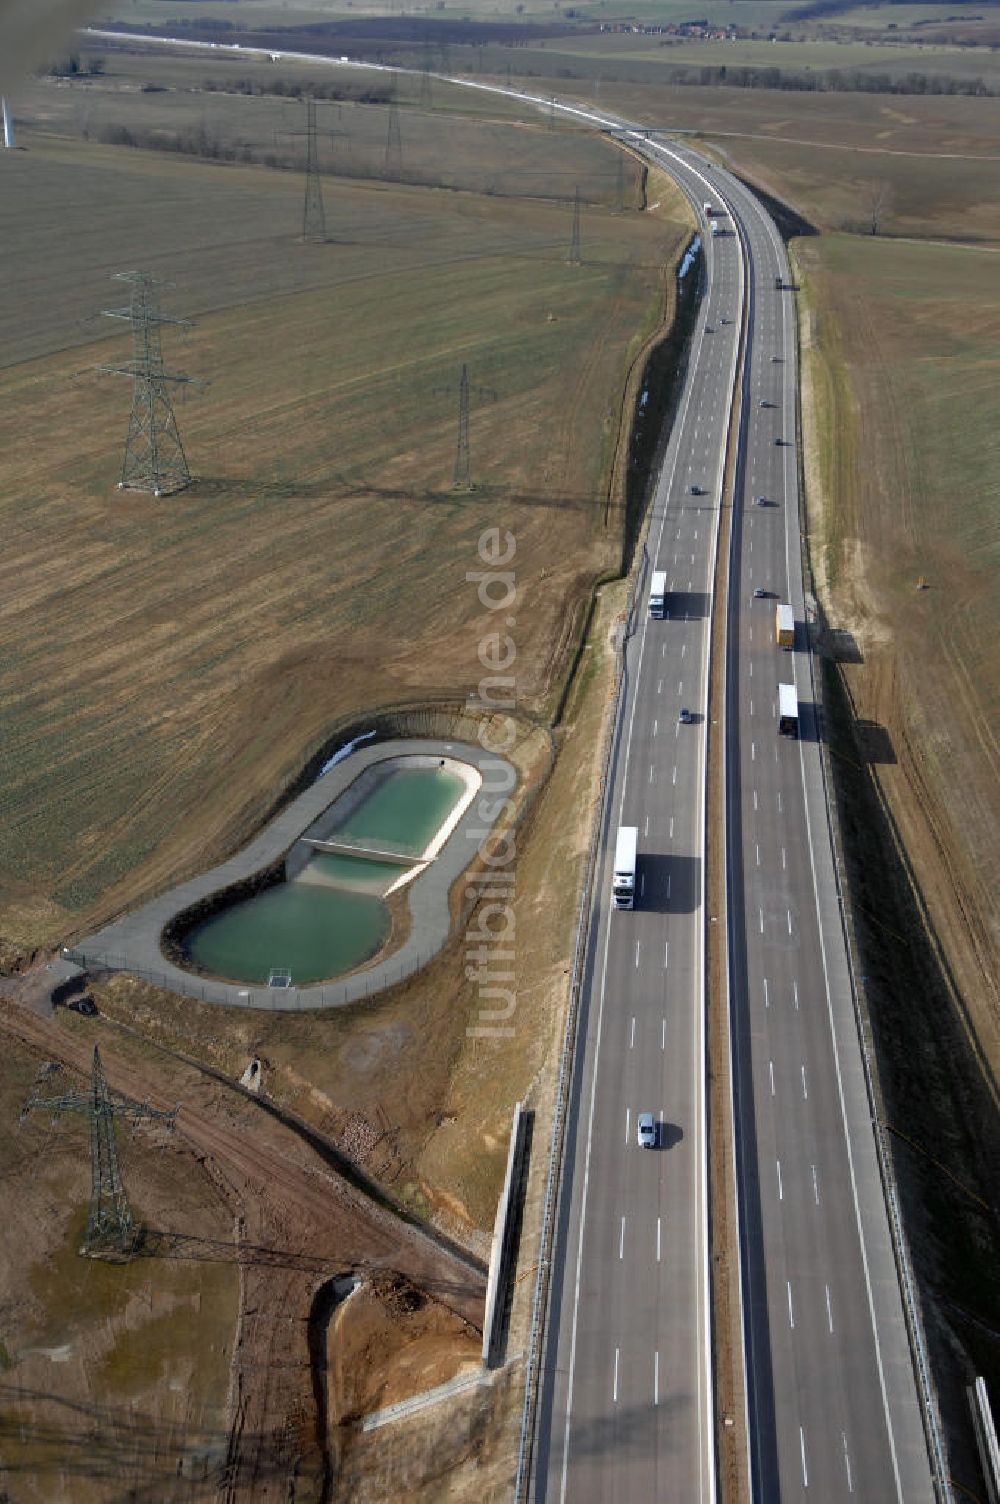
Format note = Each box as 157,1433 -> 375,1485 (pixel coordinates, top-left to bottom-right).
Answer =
865,179 -> 893,236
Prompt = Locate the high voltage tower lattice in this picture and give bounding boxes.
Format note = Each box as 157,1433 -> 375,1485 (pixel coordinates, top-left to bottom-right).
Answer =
385,100 -> 403,175
101,272 -> 201,498
568,186 -> 582,266
300,96 -> 327,242
21,1047 -> 176,1261
436,364 -> 496,491
419,58 -> 433,108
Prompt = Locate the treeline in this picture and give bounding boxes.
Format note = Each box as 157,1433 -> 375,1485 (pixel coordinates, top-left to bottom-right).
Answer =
677,62 -> 997,95
201,75 -> 393,105
91,119 -> 619,207
204,59 -> 997,101
48,53 -> 105,77
98,122 -> 260,162
784,0 -> 981,18
507,56 -> 996,96
568,60 -> 997,96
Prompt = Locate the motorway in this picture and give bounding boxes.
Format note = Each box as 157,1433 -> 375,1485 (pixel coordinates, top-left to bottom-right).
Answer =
530,127 -> 937,1501
76,31 -> 936,1500
697,149 -> 935,1501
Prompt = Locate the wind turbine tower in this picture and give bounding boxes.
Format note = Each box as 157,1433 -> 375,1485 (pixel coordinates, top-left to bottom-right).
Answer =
3,98 -> 17,150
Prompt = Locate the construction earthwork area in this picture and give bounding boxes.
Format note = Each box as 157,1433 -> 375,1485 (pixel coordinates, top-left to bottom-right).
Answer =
0,32 -> 689,1503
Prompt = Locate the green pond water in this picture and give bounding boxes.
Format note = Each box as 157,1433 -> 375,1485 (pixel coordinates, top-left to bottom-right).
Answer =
185,879 -> 391,986
183,765 -> 467,985
331,766 -> 465,855
306,850 -> 408,891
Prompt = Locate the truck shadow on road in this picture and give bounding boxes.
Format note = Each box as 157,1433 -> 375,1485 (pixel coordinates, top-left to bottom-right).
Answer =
664,591 -> 711,621
640,853 -> 699,914
795,699 -> 821,744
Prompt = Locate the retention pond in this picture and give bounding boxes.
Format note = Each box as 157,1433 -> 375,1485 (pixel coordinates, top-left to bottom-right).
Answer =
184,761 -> 471,986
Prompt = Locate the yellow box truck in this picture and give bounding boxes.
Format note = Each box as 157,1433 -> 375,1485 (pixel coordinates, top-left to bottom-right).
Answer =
775,603 -> 795,649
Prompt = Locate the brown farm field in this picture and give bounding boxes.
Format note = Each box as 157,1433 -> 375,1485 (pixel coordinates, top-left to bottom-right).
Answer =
797,232 -> 1000,1069
0,1032 -> 238,1504
0,89 -> 688,959
794,229 -> 1000,1472
480,71 -> 1000,243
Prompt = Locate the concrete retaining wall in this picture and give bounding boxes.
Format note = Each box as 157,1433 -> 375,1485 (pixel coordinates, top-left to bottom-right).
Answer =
483,1102 -> 534,1369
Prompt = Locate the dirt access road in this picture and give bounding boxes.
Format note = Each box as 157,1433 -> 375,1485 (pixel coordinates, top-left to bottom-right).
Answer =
0,992 -> 487,1501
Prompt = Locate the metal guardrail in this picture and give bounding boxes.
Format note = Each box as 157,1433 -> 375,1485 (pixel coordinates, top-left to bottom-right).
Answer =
512,586 -> 639,1501
511,138 -> 729,1504
969,1376 -> 999,1504
811,712 -> 954,1501
715,171 -> 755,1501
788,254 -> 953,1502
512,142 -> 727,1504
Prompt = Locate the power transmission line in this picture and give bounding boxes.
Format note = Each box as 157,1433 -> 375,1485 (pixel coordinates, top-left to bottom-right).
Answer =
288,96 -> 327,242
435,364 -> 497,491
385,100 -> 403,175
21,1047 -> 176,1261
100,272 -> 201,498
568,186 -> 582,266
285,97 -> 348,239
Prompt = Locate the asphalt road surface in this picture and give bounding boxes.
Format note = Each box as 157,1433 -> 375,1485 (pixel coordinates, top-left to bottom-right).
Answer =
531,128 -> 935,1502
684,146 -> 936,1503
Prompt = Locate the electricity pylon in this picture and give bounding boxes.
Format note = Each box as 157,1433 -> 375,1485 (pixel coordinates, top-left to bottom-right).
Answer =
21,1047 -> 176,1261
101,272 -> 201,498
568,186 -> 582,266
385,100 -> 402,175
435,365 -> 496,491
303,96 -> 326,241
286,98 -> 346,239
455,364 -> 473,490
419,59 -> 433,108
296,96 -> 327,241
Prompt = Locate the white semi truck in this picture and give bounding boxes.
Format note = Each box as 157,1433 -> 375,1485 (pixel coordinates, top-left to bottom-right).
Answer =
648,570 -> 667,619
778,682 -> 799,738
613,825 -> 638,910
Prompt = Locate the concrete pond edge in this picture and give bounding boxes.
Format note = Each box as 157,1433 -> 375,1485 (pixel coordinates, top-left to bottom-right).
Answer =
65,737 -> 516,1012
